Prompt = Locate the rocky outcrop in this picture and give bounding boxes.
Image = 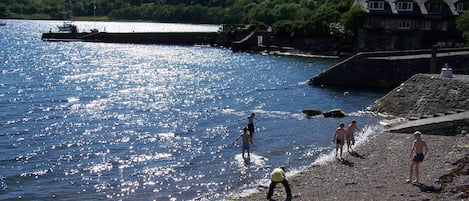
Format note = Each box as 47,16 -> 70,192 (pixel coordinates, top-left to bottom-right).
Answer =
302,109 -> 322,117
369,74 -> 469,118
322,109 -> 346,118
370,74 -> 469,134
302,109 -> 346,118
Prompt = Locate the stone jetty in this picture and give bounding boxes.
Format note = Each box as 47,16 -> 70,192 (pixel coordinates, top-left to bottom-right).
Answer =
370,73 -> 469,134
309,48 -> 469,90
41,31 -> 224,46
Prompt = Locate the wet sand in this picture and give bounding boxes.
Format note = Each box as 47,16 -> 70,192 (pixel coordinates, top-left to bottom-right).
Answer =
234,132 -> 468,201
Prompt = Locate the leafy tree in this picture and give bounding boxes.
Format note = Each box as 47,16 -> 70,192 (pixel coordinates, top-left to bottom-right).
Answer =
456,12 -> 469,45
310,3 -> 341,36
1,0 -> 361,42
340,5 -> 365,33
0,3 -> 7,17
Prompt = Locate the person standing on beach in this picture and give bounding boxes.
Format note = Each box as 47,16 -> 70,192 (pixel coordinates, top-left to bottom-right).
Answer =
234,127 -> 255,158
346,120 -> 361,153
242,113 -> 259,137
333,123 -> 346,160
267,166 -> 292,200
406,131 -> 428,184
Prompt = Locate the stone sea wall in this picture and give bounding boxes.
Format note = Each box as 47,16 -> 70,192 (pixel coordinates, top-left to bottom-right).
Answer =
309,48 -> 469,90
369,74 -> 469,119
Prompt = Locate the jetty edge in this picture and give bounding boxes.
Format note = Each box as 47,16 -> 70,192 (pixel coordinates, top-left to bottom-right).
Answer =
41,31 -> 225,46
308,48 -> 469,90
234,73 -> 468,200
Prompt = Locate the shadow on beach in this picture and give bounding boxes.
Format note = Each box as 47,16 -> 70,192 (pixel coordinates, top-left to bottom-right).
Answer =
349,151 -> 365,159
340,159 -> 354,167
413,183 -> 442,193
267,198 -> 292,201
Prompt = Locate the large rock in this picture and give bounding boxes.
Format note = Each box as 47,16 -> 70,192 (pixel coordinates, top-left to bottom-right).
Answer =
323,109 -> 346,118
302,109 -> 322,117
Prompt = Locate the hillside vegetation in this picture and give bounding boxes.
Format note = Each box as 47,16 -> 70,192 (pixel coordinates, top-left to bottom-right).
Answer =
0,0 -> 365,41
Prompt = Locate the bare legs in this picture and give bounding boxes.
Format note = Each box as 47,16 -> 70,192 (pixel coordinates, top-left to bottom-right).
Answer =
407,161 -> 420,183
335,143 -> 343,160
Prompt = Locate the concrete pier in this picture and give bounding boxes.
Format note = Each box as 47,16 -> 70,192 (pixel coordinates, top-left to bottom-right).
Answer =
42,31 -> 223,46
309,48 -> 469,90
371,74 -> 469,135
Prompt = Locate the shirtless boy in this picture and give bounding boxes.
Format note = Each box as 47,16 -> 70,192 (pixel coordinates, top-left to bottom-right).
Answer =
346,120 -> 360,153
333,123 -> 346,160
245,113 -> 259,137
406,131 -> 428,184
234,127 -> 255,158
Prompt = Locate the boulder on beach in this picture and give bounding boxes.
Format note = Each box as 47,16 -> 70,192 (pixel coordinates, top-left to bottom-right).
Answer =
323,109 -> 346,118
302,109 -> 322,117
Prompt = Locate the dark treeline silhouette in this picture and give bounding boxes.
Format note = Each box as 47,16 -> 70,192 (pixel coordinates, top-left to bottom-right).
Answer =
0,0 -> 365,42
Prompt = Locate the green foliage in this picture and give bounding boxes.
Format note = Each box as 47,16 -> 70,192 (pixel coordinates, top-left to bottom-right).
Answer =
1,0 -> 368,44
456,12 -> 469,45
272,19 -> 318,38
0,3 -> 8,17
246,21 -> 268,31
309,3 -> 341,36
341,5 -> 365,31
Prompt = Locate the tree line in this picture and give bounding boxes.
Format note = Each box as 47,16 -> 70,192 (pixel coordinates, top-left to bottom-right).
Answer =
0,0 -> 365,41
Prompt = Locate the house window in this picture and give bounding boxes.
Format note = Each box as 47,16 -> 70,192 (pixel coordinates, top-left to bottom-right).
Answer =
397,2 -> 413,11
422,21 -> 431,30
427,2 -> 442,13
437,22 -> 448,31
398,20 -> 411,29
380,20 -> 390,29
368,1 -> 385,10
456,3 -> 469,12
364,18 -> 372,28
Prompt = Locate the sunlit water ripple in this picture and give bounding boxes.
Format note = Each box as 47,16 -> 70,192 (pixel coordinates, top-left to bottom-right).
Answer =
0,20 -> 385,200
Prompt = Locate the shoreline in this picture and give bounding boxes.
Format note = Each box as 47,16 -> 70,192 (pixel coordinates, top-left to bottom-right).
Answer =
233,129 -> 468,201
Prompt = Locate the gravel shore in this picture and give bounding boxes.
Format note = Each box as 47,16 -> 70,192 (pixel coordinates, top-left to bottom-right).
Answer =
234,132 -> 468,201
232,73 -> 469,201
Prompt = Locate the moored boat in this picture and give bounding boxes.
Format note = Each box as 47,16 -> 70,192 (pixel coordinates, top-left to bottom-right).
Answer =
57,21 -> 76,32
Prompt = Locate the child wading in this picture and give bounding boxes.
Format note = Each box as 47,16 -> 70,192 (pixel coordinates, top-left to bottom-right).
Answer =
333,123 -> 346,160
234,127 -> 255,158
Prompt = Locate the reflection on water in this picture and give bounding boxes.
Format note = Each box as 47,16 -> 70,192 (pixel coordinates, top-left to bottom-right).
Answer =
0,20 -> 384,200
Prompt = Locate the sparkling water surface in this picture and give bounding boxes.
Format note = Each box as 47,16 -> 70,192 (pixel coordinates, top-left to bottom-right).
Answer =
0,20 -> 385,200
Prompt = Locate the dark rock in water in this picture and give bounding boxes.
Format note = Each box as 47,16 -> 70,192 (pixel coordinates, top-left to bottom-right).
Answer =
323,109 -> 346,118
303,109 -> 322,117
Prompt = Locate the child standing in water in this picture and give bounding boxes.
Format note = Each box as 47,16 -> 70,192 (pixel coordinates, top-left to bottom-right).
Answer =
244,113 -> 259,137
346,120 -> 361,153
406,131 -> 428,184
234,127 -> 255,158
333,123 -> 346,160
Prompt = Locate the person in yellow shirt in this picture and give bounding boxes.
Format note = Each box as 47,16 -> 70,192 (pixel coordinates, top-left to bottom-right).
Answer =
267,166 -> 292,200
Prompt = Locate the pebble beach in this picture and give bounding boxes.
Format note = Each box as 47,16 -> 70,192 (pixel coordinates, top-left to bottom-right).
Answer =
235,74 -> 469,201
235,131 -> 468,201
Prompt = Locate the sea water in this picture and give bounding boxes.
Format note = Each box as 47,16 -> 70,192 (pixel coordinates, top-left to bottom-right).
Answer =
0,20 -> 385,200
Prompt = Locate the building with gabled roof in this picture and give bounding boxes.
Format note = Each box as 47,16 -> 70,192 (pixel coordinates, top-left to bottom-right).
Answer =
354,0 -> 467,50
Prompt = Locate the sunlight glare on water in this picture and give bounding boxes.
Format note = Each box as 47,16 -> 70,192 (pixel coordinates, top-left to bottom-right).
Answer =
0,20 -> 385,201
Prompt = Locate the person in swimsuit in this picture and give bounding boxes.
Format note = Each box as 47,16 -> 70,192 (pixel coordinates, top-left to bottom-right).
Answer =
243,113 -> 259,137
346,120 -> 361,153
333,123 -> 346,160
234,127 -> 255,158
406,131 -> 428,184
